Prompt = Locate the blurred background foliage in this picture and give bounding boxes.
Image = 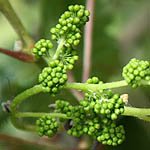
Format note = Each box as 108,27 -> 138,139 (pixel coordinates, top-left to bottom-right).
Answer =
0,0 -> 149,150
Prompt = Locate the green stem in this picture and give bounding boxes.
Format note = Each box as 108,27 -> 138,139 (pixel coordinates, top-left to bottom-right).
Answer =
9,79 -> 150,131
10,80 -> 150,117
16,112 -> 70,119
10,116 -> 37,131
10,80 -> 150,115
53,39 -> 65,60
10,80 -> 128,115
9,84 -> 46,131
140,80 -> 150,86
10,112 -> 69,131
65,80 -> 128,92
10,85 -> 46,113
123,106 -> 150,121
64,80 -> 150,92
0,0 -> 34,52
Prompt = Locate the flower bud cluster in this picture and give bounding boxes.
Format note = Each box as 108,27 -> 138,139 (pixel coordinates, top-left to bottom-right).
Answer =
32,39 -> 53,58
50,4 -> 90,48
97,123 -> 125,146
39,60 -> 68,96
47,77 -> 126,146
122,58 -> 150,88
36,115 -> 59,137
35,5 -> 90,95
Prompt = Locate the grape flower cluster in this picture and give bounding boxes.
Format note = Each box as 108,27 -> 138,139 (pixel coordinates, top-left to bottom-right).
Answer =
32,4 -> 90,95
39,60 -> 68,96
31,4 -> 150,147
50,4 -> 90,47
32,39 -> 53,59
122,58 -> 150,88
36,115 -> 59,137
36,77 -> 126,146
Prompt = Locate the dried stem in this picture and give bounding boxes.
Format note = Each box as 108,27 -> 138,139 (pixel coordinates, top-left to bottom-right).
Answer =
0,133 -> 77,150
82,0 -> 95,82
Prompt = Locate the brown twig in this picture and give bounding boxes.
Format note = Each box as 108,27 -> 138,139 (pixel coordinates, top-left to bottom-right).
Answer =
82,0 -> 95,82
0,133 -> 78,150
91,140 -> 104,150
68,70 -> 84,100
0,47 -> 35,62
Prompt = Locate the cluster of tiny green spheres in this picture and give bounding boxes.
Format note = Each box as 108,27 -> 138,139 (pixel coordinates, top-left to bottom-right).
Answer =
33,4 -> 150,147
97,123 -> 125,146
36,115 -> 59,137
32,4 -> 89,95
82,77 -> 124,120
43,77 -> 126,146
39,60 -> 68,96
55,100 -> 73,116
93,93 -> 124,120
32,39 -> 53,58
50,4 -> 90,47
122,58 -> 150,88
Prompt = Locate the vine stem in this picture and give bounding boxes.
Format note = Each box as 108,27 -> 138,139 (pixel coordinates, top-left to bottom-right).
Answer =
10,80 -> 128,114
65,80 -> 128,92
10,116 -> 37,132
10,79 -> 150,115
65,80 -> 150,92
53,39 -> 65,60
10,112 -> 69,131
9,79 -> 150,132
12,107 -> 150,123
10,84 -> 46,113
0,0 -> 34,52
123,106 -> 150,121
9,84 -> 47,131
16,112 -> 70,119
0,47 -> 35,62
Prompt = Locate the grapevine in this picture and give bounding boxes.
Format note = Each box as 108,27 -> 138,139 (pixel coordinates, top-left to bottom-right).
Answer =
1,4 -> 149,147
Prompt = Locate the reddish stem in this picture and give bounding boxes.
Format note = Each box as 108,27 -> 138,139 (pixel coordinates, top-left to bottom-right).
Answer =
0,133 -> 77,150
0,48 -> 35,62
82,0 -> 95,82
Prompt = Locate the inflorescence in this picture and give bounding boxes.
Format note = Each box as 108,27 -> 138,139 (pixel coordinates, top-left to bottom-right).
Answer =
39,60 -> 68,96
33,4 -> 150,147
50,4 -> 90,46
36,115 -> 59,137
36,77 -> 125,146
122,58 -> 150,88
32,39 -> 53,59
32,4 -> 90,96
